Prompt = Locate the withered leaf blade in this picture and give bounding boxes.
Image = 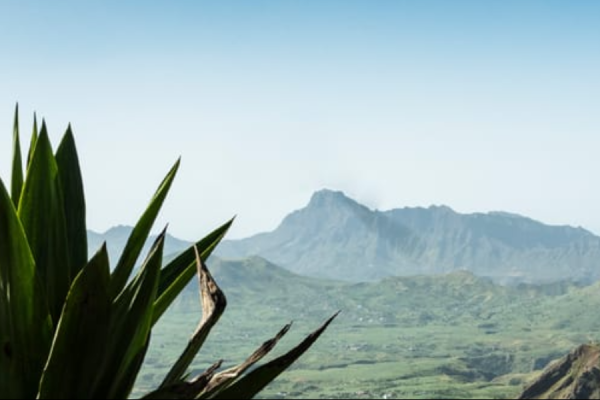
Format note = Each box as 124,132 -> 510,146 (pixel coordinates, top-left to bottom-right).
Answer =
160,245 -> 227,388
142,360 -> 223,400
198,323 -> 292,398
211,311 -> 340,400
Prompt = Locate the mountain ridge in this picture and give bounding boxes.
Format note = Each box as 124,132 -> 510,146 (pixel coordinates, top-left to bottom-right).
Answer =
87,189 -> 600,284
215,189 -> 600,284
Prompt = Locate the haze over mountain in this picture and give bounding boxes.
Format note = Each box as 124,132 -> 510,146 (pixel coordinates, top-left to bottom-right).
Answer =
215,189 -> 600,284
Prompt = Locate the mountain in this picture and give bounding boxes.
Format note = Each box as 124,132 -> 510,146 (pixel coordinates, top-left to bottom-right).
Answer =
216,189 -> 600,283
87,225 -> 191,268
518,344 -> 600,399
215,189 -> 417,281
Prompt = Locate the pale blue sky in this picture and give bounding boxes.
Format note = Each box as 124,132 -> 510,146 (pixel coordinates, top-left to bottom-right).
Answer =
1,1 -> 600,239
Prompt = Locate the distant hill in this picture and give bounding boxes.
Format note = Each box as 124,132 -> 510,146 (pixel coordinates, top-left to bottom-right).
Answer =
175,256 -> 343,316
216,189 -> 600,283
87,225 -> 191,268
177,255 -> 590,331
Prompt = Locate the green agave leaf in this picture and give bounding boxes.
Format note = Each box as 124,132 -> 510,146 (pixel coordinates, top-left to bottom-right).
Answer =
211,312 -> 340,400
17,122 -> 71,324
153,217 -> 234,325
93,230 -> 166,399
0,178 -> 52,398
27,112 -> 38,168
108,338 -> 150,399
38,244 -> 111,399
110,160 -> 180,299
160,247 -> 227,387
55,125 -> 88,280
11,104 -> 23,206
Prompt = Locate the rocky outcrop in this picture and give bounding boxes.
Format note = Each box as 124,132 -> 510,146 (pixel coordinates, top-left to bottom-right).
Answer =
519,344 -> 600,399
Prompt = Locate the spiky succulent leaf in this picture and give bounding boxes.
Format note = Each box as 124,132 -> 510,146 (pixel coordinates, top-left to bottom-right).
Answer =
11,104 -> 23,206
17,122 -> 71,324
110,160 -> 179,299
38,244 -> 111,399
94,230 -> 166,398
55,125 -> 88,279
0,178 -> 52,399
27,112 -> 38,168
109,339 -> 151,399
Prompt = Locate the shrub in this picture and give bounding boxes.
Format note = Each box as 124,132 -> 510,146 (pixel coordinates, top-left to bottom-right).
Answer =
0,105 -> 336,399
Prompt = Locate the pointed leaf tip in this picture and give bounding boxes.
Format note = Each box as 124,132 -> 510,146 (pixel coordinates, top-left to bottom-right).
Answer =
27,113 -> 39,168
56,130 -> 88,279
110,161 -> 180,298
11,103 -> 23,205
40,120 -> 48,135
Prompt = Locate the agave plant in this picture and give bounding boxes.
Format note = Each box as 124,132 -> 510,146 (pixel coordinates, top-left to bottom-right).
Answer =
0,105 -> 336,399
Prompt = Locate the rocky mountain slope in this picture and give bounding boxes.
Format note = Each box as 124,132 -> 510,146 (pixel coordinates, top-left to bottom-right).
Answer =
519,344 -> 600,399
216,189 -> 600,283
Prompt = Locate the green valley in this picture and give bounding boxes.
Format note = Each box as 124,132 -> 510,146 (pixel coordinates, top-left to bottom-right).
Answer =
89,191 -> 600,398
134,256 -> 600,399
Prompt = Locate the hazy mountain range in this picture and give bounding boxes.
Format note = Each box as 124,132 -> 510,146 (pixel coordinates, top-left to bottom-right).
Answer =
88,189 -> 600,284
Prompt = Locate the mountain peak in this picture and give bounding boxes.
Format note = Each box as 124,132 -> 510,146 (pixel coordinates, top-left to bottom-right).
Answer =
307,189 -> 364,210
310,188 -> 348,201
427,204 -> 455,214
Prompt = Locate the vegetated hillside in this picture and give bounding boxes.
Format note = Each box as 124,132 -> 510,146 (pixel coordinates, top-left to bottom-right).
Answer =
140,256 -> 600,399
216,189 -> 600,283
178,256 -> 589,331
